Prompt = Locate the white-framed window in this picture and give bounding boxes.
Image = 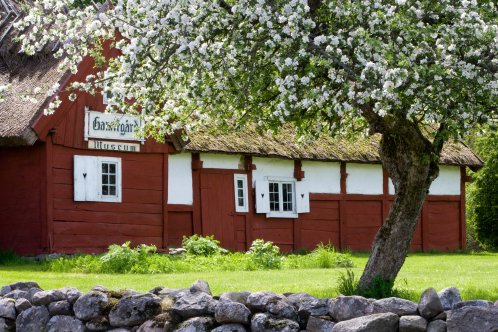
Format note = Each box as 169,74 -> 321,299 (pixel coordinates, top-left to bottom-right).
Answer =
74,155 -> 122,202
255,177 -> 310,218
234,174 -> 248,213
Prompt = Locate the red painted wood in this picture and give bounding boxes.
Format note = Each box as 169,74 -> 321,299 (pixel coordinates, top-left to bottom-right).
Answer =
424,201 -> 460,250
459,166 -> 466,249
167,204 -> 194,212
167,211 -> 193,246
342,200 -> 383,251
162,153 -> 169,249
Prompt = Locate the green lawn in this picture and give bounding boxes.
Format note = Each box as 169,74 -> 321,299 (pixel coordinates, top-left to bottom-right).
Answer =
1,252 -> 497,302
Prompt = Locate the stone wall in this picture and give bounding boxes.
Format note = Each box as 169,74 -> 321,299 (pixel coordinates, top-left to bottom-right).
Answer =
0,280 -> 497,331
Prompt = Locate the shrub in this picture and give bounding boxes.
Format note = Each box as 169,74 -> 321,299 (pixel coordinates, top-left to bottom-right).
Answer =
309,242 -> 355,268
336,269 -> 410,299
246,239 -> 281,269
182,234 -> 227,256
100,242 -> 158,273
337,269 -> 359,295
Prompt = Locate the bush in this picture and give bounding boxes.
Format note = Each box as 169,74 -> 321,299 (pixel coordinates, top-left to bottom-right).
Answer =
182,234 -> 227,256
467,129 -> 498,250
309,242 -> 355,268
336,269 -> 410,299
246,239 -> 281,269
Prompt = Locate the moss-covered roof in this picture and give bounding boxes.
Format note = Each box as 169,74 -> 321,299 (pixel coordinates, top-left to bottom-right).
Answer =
178,127 -> 483,169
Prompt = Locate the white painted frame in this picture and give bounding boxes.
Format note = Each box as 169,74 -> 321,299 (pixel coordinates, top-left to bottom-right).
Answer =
266,177 -> 298,218
97,157 -> 122,203
234,174 -> 249,213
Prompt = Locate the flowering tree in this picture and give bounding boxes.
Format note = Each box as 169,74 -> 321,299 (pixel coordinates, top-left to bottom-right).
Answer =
16,0 -> 498,289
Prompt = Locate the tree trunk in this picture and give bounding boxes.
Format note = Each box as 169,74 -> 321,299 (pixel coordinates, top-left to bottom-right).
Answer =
358,121 -> 440,289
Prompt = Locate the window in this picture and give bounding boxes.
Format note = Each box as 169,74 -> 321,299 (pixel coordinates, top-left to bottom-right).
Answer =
74,155 -> 122,202
256,177 -> 309,218
234,174 -> 248,213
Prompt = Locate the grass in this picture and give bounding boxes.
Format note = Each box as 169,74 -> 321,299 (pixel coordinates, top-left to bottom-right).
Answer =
0,252 -> 496,302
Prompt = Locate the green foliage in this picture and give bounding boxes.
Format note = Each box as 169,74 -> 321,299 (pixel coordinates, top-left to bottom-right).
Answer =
337,269 -> 359,296
182,234 -> 227,257
336,269 -> 409,299
0,251 -> 31,265
246,239 -> 282,269
467,129 -> 498,250
309,242 -> 354,269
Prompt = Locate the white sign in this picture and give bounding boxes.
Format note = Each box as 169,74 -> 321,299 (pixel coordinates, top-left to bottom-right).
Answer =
88,140 -> 140,152
84,109 -> 143,141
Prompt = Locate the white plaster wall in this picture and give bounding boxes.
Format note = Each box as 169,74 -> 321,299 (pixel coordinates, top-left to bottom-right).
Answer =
168,153 -> 193,204
346,163 -> 383,194
388,165 -> 461,195
252,157 -> 294,185
301,161 -> 341,193
200,153 -> 242,169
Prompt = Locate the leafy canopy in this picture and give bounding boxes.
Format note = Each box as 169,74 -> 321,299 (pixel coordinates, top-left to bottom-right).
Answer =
15,0 -> 498,141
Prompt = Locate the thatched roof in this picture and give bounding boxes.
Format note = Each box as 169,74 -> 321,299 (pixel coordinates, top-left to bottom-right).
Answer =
0,0 -> 67,146
180,127 -> 483,169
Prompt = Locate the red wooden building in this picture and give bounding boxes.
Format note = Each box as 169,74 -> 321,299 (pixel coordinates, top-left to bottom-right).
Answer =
0,9 -> 483,255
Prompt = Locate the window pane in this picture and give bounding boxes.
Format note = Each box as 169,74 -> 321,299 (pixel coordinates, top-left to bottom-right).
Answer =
109,175 -> 116,185
238,197 -> 244,206
237,179 -> 243,188
109,186 -> 116,196
282,183 -> 293,212
269,182 -> 280,211
238,189 -> 244,197
102,175 -> 109,185
102,163 -> 108,173
109,164 -> 116,173
102,185 -> 108,195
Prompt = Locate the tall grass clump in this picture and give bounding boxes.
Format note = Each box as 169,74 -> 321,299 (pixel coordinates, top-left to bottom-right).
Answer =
309,243 -> 354,268
336,269 -> 412,299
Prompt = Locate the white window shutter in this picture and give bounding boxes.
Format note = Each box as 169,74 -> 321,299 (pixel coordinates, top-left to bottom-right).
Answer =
74,155 -> 99,201
255,180 -> 270,213
295,181 -> 310,213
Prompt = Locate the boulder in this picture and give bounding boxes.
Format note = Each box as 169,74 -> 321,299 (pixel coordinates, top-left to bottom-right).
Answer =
73,291 -> 109,321
58,287 -> 83,304
285,292 -> 318,309
446,306 -> 498,332
15,306 -> 50,332
267,299 -> 297,320
296,298 -> 329,328
14,298 -> 31,314
109,293 -> 162,327
427,320 -> 447,332
218,291 -> 251,305
2,290 -> 28,300
0,282 -> 40,296
306,316 -> 335,332
211,323 -> 247,332
174,316 -> 216,332
91,286 -> 108,293
0,299 -> 16,320
136,319 -> 163,332
190,280 -> 211,295
372,297 -> 418,316
417,288 -> 443,319
46,315 -> 86,332
452,300 -> 493,310
31,289 -> 66,306
0,317 -> 15,332
25,288 -> 42,303
48,300 -> 72,316
171,291 -> 216,319
329,295 -> 373,322
214,300 -> 251,324
85,316 -> 110,331
153,288 -> 188,302
250,313 -> 300,332
433,311 -> 446,321
437,287 -> 462,311
331,312 -> 399,332
399,315 -> 427,332
246,291 -> 285,312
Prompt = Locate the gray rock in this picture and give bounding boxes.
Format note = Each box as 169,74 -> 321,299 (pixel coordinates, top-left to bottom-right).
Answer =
372,297 -> 418,316
452,299 -> 493,310
0,282 -> 40,296
0,317 -> 15,332
285,292 -> 318,309
399,315 -> 427,332
121,290 -> 140,298
173,316 -> 216,332
0,299 -> 16,320
211,323 -> 247,332
107,329 -> 131,332
214,300 -> 251,324
171,291 -> 216,319
48,300 -> 72,316
136,319 -> 163,332
46,315 -> 86,332
246,291 -> 285,312
85,316 -> 110,331
91,285 -> 108,292
109,293 -> 162,327
331,312 -> 399,332
295,297 -> 328,328
447,306 -> 498,332
437,287 -> 462,311
329,295 -> 373,322
58,287 -> 83,304
306,316 -> 335,332
495,300 -> 498,307
250,313 -> 300,332
154,288 -> 189,302
15,306 -> 50,332
418,288 -> 443,319
25,288 -> 42,303
427,320 -> 447,332
73,291 -> 109,321
14,298 -> 32,313
433,311 -> 446,321
219,291 -> 251,305
3,290 -> 28,300
31,289 -> 65,306
267,299 -> 297,320
190,280 -> 211,295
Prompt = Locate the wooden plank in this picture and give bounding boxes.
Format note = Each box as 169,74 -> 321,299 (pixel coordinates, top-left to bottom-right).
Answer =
53,234 -> 162,249
162,153 -> 169,250
459,166 -> 467,249
53,198 -> 162,214
54,221 -> 162,237
53,209 -> 162,225
167,204 -> 194,212
192,153 -> 202,234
